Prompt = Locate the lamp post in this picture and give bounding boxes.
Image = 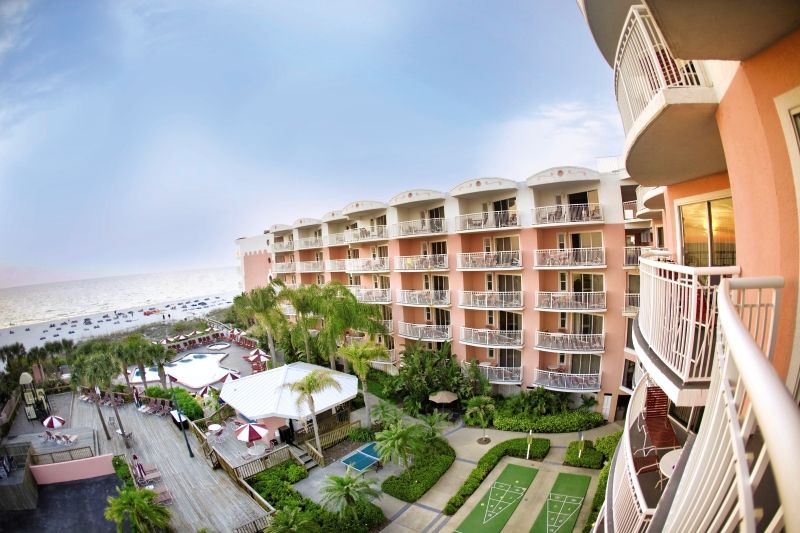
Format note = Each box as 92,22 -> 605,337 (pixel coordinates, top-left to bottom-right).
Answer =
164,316 -> 194,458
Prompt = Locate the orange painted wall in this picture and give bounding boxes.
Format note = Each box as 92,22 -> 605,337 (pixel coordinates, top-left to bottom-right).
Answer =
30,454 -> 115,485
242,251 -> 270,292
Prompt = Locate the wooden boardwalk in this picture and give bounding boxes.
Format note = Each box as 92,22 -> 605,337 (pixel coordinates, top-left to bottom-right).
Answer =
67,393 -> 269,532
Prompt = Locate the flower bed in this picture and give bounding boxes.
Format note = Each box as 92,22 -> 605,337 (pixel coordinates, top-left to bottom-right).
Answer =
381,437 -> 455,502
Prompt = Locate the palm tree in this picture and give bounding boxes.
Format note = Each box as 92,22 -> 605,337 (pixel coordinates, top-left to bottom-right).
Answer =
320,468 -> 381,520
279,284 -> 321,363
104,486 -> 171,533
150,346 -> 175,389
71,350 -> 128,446
339,341 -> 387,428
419,409 -> 447,443
124,334 -> 154,389
265,506 -> 317,533
244,283 -> 286,359
466,395 -> 495,444
284,368 -> 341,453
371,400 -> 402,429
375,421 -> 422,469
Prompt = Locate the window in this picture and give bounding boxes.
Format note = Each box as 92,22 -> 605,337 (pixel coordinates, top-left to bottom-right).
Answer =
499,349 -> 521,367
485,274 -> 493,291
431,241 -> 447,255
487,310 -> 494,326
572,273 -> 603,292
423,274 -> 430,290
498,311 -> 520,330
571,353 -> 600,374
557,233 -> 566,249
497,275 -> 521,292
559,272 -> 568,291
622,359 -> 636,389
625,318 -> 634,350
432,275 -> 448,291
679,197 -> 736,267
559,312 -> 567,329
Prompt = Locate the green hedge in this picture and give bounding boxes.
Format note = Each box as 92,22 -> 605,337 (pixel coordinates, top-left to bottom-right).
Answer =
382,437 -> 455,502
492,410 -> 605,433
143,385 -> 203,420
348,427 -> 376,442
563,440 -> 604,469
443,437 -> 550,515
111,456 -> 134,489
143,386 -> 171,399
582,431 -> 622,533
248,462 -> 385,533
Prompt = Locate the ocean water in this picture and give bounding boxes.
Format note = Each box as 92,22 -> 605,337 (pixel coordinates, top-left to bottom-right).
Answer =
0,267 -> 240,328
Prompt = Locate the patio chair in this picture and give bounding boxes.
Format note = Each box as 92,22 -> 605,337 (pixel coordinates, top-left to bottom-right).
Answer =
42,430 -> 57,442
152,488 -> 173,506
632,454 -> 667,489
135,469 -> 162,486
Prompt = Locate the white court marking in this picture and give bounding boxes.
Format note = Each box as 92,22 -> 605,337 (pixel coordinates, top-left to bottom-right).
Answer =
545,493 -> 584,533
482,479 -> 526,525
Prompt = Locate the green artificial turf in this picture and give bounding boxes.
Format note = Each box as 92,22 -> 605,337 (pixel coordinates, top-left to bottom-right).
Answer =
530,472 -> 592,533
455,464 -> 538,533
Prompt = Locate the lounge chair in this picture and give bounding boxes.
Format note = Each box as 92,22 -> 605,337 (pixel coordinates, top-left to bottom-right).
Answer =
153,490 -> 172,505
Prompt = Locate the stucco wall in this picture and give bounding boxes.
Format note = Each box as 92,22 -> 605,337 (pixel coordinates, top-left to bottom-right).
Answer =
30,454 -> 115,485
242,251 -> 270,292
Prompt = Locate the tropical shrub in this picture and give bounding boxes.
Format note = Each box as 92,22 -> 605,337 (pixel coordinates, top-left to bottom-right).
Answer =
348,427 -> 376,442
111,455 -> 134,489
463,395 -> 495,429
381,437 -> 455,502
143,386 -> 171,399
491,410 -> 605,433
594,431 -> 623,459
443,437 -> 550,515
563,440 -> 604,469
390,342 -> 473,413
172,388 -> 203,420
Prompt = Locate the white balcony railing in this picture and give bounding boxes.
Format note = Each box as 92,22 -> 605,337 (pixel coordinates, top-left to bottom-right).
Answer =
272,262 -> 295,273
615,6 -> 711,134
623,292 -> 639,315
535,331 -> 604,353
393,254 -> 448,271
458,291 -> 523,310
462,362 -> 523,384
532,203 -> 603,226
348,287 -> 391,304
343,226 -> 389,243
295,261 -> 324,272
531,369 -> 601,392
665,277 -> 799,532
324,232 -> 347,246
622,200 -> 638,220
533,247 -> 606,268
455,210 -> 519,232
272,241 -> 294,252
456,250 -> 522,270
325,259 -> 347,272
460,327 -> 523,348
396,290 -> 450,307
392,218 -> 447,238
624,246 -> 669,267
296,236 -> 323,250
381,319 -> 393,333
344,257 -> 390,273
280,303 -> 296,316
637,256 -> 740,383
535,291 -> 607,311
397,322 -> 451,341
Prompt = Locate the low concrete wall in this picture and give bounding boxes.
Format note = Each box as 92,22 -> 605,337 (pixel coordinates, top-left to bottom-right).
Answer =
30,453 -> 115,485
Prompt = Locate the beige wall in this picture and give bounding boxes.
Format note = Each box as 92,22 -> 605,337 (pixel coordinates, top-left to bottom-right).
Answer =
30,454 -> 115,485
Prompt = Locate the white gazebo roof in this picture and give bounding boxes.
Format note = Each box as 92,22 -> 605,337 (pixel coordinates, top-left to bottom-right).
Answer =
219,362 -> 358,421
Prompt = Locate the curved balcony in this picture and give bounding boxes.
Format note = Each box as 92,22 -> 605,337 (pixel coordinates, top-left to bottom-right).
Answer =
396,290 -> 450,307
531,369 -> 601,393
392,218 -> 447,238
458,291 -> 523,310
460,327 -> 523,349
535,331 -> 604,354
397,322 -> 451,342
393,254 -> 448,271
280,303 -> 296,316
344,257 -> 390,273
348,287 -> 391,304
462,362 -> 523,385
295,261 -> 324,273
343,226 -> 389,243
296,237 -> 323,250
455,210 -> 519,232
615,6 -> 725,186
325,259 -> 346,272
456,251 -> 522,271
324,232 -> 347,247
535,291 -> 607,312
532,203 -> 603,227
272,241 -> 294,253
533,247 -> 605,269
622,200 -> 640,221
623,293 -> 639,316
272,262 -> 295,273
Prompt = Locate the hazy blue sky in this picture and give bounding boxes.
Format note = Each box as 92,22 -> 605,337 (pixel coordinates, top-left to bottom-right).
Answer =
0,0 -> 622,288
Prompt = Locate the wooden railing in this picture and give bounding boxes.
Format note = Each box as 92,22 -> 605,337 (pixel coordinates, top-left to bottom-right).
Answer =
319,420 -> 361,450
233,514 -> 271,533
31,446 -> 94,465
234,445 -> 292,480
303,442 -> 325,467
294,411 -> 351,445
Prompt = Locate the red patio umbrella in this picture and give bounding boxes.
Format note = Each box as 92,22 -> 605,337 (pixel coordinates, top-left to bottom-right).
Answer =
249,348 -> 267,357
235,423 -> 269,443
43,415 -> 65,429
219,371 -> 240,384
246,353 -> 269,363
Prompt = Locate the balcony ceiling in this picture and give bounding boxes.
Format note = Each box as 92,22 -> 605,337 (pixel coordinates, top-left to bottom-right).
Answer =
625,90 -> 727,186
577,0 -> 640,66
526,166 -> 600,188
341,200 -> 387,217
321,210 -> 348,223
293,217 -> 321,229
642,186 -> 665,210
644,0 -> 800,60
634,207 -> 662,220
450,177 -> 518,198
269,224 -> 293,234
388,189 -> 446,207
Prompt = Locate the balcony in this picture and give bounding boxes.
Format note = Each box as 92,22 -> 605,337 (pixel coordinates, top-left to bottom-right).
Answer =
273,262 -> 295,273
324,232 -> 347,247
272,241 -> 294,253
456,251 -> 522,271
455,210 -> 519,232
531,369 -> 601,393
344,257 -> 390,273
296,237 -> 323,250
394,254 -> 448,271
381,319 -> 392,333
532,203 -> 603,227
535,291 -> 607,312
635,186 -> 665,220
623,293 -> 639,316
624,246 -> 669,268
280,303 -> 296,316
462,362 -> 523,385
343,226 -> 389,243
396,290 -> 450,307
325,259 -> 346,272
397,322 -> 452,342
535,331 -> 604,354
615,6 -> 725,185
348,287 -> 391,304
533,247 -> 605,269
458,291 -> 523,310
635,257 -> 739,401
392,218 -> 447,238
622,200 -> 639,221
460,327 -> 524,349
295,261 -> 324,273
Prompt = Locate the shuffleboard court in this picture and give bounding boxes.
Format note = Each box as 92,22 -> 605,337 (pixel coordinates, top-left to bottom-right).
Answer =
530,472 -> 591,533
455,464 -> 538,533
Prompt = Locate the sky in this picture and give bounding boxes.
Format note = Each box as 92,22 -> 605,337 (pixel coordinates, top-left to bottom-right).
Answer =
0,0 -> 623,289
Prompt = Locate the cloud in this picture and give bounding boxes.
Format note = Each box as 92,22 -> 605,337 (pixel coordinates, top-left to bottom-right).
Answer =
477,101 -> 624,179
0,0 -> 32,64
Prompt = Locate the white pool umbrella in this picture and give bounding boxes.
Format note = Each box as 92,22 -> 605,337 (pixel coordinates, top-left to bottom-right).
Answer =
43,415 -> 65,429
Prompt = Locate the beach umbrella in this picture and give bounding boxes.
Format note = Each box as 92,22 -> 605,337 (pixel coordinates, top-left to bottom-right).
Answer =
247,354 -> 269,363
204,327 -> 213,332
249,348 -> 267,357
176,335 -> 187,340
235,423 -> 269,443
197,385 -> 213,397
159,339 -> 168,345
219,371 -> 240,384
43,415 -> 65,429
429,390 -> 458,404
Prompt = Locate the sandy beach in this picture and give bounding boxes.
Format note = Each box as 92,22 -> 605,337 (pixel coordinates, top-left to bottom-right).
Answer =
0,290 -> 237,351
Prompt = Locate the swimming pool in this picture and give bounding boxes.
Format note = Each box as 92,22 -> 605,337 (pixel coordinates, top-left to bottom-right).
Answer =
130,353 -> 234,389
